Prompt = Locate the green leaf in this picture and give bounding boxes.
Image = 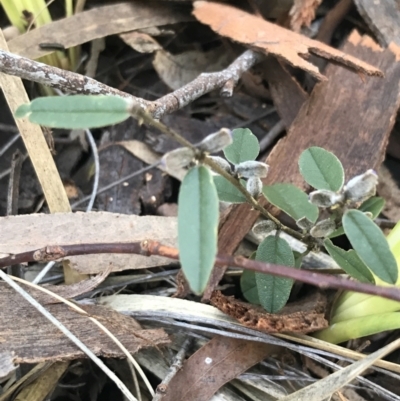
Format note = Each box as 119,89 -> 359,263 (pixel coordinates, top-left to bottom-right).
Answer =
223,128 -> 259,164
178,166 -> 219,294
343,210 -> 398,284
213,175 -> 247,203
15,95 -> 131,129
359,196 -> 385,219
323,239 -> 375,283
240,252 -> 260,304
328,226 -> 344,238
298,147 -> 344,191
263,183 -> 319,223
293,251 -> 303,269
255,236 -> 295,313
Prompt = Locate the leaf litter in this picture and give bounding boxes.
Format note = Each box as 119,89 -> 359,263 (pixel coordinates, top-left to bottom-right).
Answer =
1,0 -> 400,400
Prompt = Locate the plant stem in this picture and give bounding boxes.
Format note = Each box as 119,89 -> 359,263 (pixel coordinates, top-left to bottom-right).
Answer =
130,106 -> 308,242
203,155 -> 305,241
130,107 -> 198,152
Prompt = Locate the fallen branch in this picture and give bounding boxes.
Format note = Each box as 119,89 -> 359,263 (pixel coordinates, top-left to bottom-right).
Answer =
3,240 -> 400,302
0,48 -> 263,119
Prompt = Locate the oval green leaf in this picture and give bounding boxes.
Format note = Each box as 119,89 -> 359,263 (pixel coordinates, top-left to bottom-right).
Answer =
255,236 -> 295,313
15,95 -> 131,129
178,166 -> 219,294
298,147 -> 344,191
359,196 -> 385,219
263,183 -> 319,223
213,175 -> 247,203
241,270 -> 260,304
323,239 -> 374,283
343,210 -> 398,284
223,128 -> 259,165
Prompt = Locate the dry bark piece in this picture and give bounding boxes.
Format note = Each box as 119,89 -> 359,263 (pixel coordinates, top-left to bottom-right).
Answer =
354,0 -> 400,47
289,0 -> 322,32
0,212 -> 177,274
203,31 -> 400,300
8,2 -> 191,60
158,335 -> 281,401
262,57 -> 308,128
38,267 -> 111,304
193,1 -> 383,80
210,291 -> 328,334
0,283 -> 169,365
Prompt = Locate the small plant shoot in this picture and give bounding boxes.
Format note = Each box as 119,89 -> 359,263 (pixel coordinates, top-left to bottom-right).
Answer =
14,93 -> 398,345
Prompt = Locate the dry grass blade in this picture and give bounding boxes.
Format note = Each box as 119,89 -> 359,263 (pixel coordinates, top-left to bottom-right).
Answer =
8,2 -> 192,60
0,31 -> 70,213
280,338 -> 400,400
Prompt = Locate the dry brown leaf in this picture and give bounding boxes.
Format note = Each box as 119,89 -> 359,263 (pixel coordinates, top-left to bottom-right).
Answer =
153,47 -> 234,90
289,0 -> 322,32
0,212 -> 177,274
210,291 -> 328,334
116,140 -> 186,181
0,283 -> 169,365
159,335 -> 281,401
193,1 -> 383,80
8,2 -> 191,59
120,31 -> 162,53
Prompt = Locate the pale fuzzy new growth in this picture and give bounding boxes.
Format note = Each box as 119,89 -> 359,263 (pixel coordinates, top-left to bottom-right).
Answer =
344,169 -> 378,204
296,216 -> 314,230
208,156 -> 232,174
309,189 -> 344,208
252,220 -> 277,237
197,128 -> 232,153
235,161 -> 269,178
162,147 -> 195,170
246,177 -> 263,198
310,219 -> 336,238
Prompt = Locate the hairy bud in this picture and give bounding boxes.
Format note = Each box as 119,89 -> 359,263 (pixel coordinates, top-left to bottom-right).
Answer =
252,220 -> 277,237
296,216 -> 314,230
235,161 -> 269,178
310,219 -> 336,238
197,128 -> 232,153
246,177 -> 263,198
344,169 -> 378,204
309,190 -> 344,208
208,156 -> 232,174
364,211 -> 373,219
162,147 -> 195,170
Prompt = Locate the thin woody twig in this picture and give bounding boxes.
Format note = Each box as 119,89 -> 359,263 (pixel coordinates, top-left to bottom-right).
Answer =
0,49 -> 148,108
153,337 -> 193,401
148,50 -> 265,119
2,241 -> 400,302
0,48 -> 264,119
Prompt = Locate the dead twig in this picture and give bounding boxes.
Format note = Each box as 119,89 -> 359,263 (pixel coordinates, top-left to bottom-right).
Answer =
0,48 -> 264,119
148,50 -> 265,119
153,337 -> 193,401
2,240 -> 400,302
